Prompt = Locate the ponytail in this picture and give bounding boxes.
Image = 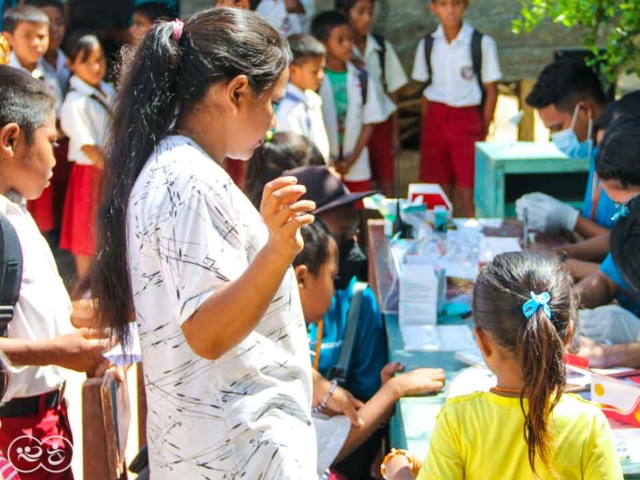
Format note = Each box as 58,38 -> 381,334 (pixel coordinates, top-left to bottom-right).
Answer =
519,310 -> 566,474
473,252 -> 577,476
90,8 -> 292,347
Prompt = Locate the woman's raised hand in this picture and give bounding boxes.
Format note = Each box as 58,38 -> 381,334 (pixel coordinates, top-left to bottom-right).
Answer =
260,176 -> 315,261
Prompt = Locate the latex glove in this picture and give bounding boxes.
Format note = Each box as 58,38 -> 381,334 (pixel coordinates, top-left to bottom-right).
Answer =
515,192 -> 579,233
579,305 -> 640,344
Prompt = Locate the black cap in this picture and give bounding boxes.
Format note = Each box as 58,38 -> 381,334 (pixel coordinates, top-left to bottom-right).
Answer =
282,166 -> 377,214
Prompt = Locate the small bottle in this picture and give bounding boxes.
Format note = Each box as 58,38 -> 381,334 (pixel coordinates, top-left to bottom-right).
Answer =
434,206 -> 448,234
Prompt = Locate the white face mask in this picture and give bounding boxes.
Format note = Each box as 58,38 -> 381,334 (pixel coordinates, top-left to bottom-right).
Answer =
551,105 -> 593,160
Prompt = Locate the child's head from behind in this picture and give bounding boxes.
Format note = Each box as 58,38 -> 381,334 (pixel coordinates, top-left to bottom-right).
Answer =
473,251 -> 577,472
64,32 -> 105,87
214,0 -> 251,9
596,113 -> 640,204
0,65 -> 57,200
244,132 -> 325,208
429,0 -> 468,30
336,0 -> 374,37
130,2 -> 176,45
27,0 -> 65,53
288,34 -> 326,92
2,6 -> 49,68
312,11 -> 352,65
293,220 -> 339,323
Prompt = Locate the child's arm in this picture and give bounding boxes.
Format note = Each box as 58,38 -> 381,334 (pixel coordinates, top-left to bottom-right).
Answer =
336,124 -> 376,175
312,369 -> 364,427
557,232 -> 610,263
575,271 -> 618,309
481,82 -> 498,138
81,145 -> 106,169
573,216 -> 611,239
0,328 -> 110,374
562,259 -> 600,282
335,367 -> 445,463
579,336 -> 640,369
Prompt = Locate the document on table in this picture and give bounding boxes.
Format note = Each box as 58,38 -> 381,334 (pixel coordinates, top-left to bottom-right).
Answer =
399,264 -> 439,326
401,324 -> 476,352
482,236 -> 522,255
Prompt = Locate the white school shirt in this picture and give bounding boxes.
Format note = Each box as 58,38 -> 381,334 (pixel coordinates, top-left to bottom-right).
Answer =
276,83 -> 331,163
42,49 -> 71,96
411,22 -> 502,107
0,192 -> 73,402
256,0 -> 315,35
354,34 -> 409,121
127,135 -> 317,479
60,75 -> 115,166
9,52 -> 64,114
319,62 -> 387,182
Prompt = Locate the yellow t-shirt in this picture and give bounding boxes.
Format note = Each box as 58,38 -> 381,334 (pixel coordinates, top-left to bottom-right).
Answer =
418,392 -> 622,480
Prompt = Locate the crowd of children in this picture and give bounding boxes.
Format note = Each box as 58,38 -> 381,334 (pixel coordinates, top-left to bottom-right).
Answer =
0,0 -> 636,479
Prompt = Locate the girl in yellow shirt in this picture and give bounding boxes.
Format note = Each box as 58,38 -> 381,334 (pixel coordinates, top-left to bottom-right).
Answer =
384,251 -> 622,480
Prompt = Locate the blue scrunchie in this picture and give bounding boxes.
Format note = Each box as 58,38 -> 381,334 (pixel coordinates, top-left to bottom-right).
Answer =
611,203 -> 630,223
522,291 -> 552,320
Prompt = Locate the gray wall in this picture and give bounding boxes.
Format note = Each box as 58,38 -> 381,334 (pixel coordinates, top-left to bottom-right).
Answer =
182,0 -> 585,81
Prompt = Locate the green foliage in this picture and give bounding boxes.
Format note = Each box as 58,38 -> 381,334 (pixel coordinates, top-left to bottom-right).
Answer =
513,1 -> 640,80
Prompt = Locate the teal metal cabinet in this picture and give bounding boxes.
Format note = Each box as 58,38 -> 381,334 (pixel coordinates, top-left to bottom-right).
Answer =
474,142 -> 590,218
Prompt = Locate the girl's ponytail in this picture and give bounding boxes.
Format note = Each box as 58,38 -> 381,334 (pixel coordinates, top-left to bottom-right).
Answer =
519,308 -> 566,474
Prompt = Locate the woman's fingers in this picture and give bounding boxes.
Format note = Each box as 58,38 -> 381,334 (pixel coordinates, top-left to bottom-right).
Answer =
260,176 -> 298,213
271,200 -> 317,227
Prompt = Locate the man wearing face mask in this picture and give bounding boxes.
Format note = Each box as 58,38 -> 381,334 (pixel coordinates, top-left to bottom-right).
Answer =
515,61 -> 613,238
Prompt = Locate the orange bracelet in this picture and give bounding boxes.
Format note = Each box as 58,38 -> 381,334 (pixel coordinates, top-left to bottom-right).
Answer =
380,448 -> 419,479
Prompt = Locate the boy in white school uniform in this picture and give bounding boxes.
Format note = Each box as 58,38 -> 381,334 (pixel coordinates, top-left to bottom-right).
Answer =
256,0 -> 315,35
4,5 -> 64,234
36,0 -> 71,96
312,10 -> 386,194
412,0 -> 501,217
338,0 -> 408,198
0,65 -> 110,480
276,34 -> 331,163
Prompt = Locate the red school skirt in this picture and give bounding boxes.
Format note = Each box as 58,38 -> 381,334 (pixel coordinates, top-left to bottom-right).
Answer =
60,163 -> 100,256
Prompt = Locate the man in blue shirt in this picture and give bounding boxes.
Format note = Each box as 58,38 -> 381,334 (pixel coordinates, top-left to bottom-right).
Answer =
516,61 -> 612,241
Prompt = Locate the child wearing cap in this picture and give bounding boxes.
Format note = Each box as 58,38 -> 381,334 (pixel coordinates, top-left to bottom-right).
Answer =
412,0 -> 501,217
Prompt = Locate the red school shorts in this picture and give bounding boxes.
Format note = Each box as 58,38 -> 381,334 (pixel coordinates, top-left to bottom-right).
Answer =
225,158 -> 246,189
343,179 -> 373,209
0,398 -> 74,479
419,101 -> 484,190
368,117 -> 395,184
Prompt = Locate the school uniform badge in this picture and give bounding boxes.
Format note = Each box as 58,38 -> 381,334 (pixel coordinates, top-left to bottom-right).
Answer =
461,66 -> 475,80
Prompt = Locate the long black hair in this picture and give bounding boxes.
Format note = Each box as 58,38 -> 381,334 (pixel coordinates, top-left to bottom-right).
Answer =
474,252 -> 577,474
90,8 -> 291,347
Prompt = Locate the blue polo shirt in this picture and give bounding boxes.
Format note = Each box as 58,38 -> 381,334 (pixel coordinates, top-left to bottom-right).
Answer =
581,149 -> 617,229
600,253 -> 640,315
308,277 -> 387,402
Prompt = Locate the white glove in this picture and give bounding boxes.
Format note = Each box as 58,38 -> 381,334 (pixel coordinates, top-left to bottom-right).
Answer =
579,305 -> 640,344
515,192 -> 579,233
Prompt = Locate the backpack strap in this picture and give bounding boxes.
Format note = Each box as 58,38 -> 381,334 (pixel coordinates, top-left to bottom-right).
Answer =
0,213 -> 23,337
423,32 -> 435,89
328,281 -> 367,386
471,29 -> 485,107
371,33 -> 387,93
357,67 -> 369,106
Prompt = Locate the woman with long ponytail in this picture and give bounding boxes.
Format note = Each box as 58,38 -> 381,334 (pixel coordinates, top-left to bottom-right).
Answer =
383,252 -> 622,480
89,8 -> 326,479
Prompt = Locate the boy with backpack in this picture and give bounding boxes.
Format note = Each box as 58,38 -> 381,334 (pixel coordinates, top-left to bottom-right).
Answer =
312,10 -> 386,194
337,0 -> 408,198
412,0 -> 501,216
0,66 -> 110,479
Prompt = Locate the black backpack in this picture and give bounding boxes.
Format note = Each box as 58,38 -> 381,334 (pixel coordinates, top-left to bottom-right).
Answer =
0,213 -> 22,337
423,29 -> 485,105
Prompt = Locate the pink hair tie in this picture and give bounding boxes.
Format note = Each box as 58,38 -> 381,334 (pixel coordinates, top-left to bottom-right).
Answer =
171,19 -> 184,42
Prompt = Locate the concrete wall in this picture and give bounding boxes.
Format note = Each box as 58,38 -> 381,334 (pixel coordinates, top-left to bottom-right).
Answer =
181,0 -> 586,81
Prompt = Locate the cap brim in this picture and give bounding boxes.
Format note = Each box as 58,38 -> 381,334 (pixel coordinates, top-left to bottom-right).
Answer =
312,190 -> 378,215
